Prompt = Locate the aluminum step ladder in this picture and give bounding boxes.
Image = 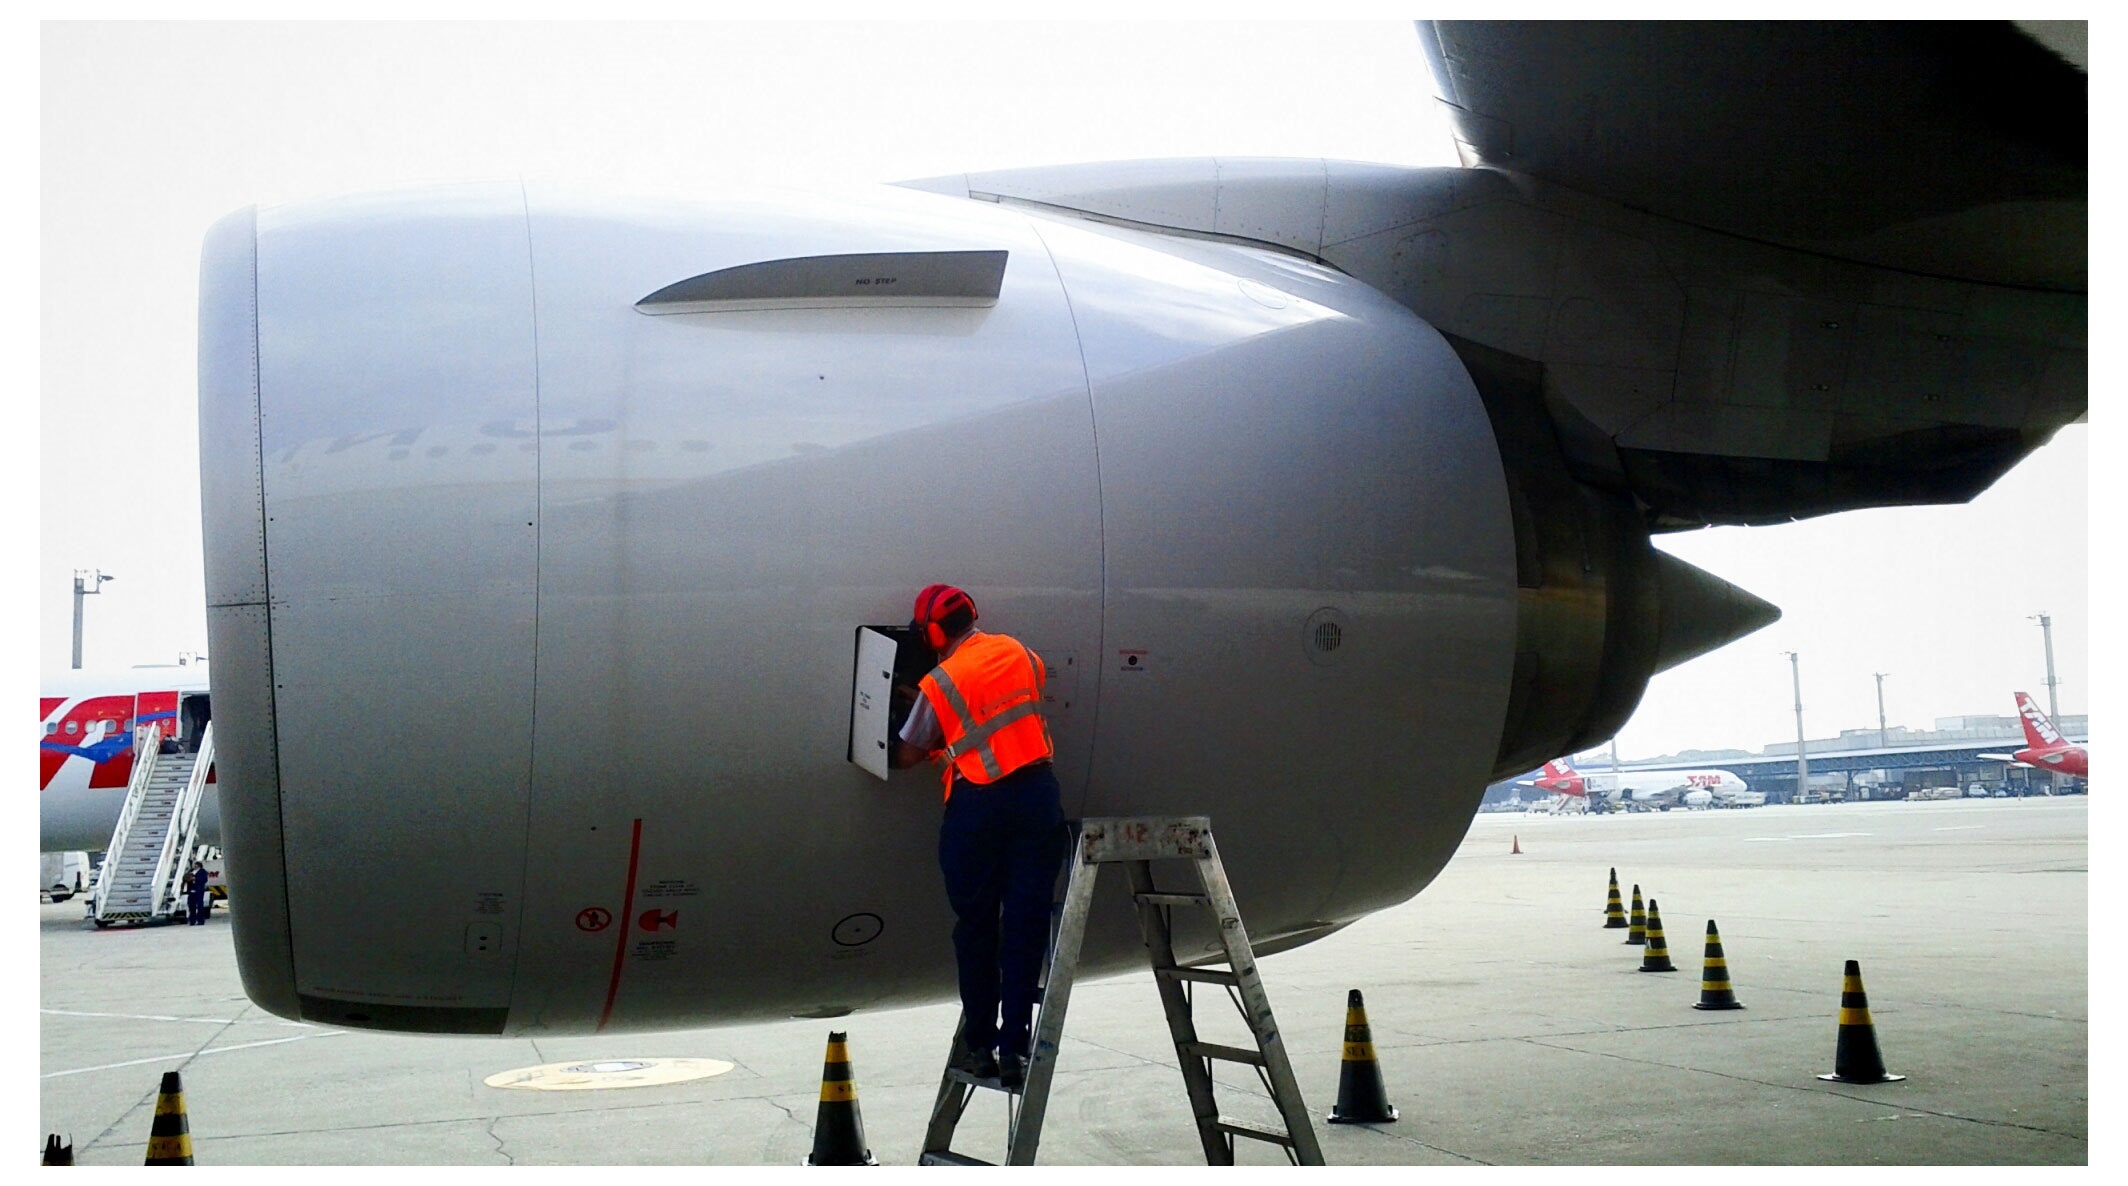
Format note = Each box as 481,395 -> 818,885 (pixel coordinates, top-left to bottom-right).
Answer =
88,724 -> 214,927
919,816 -> 1324,1166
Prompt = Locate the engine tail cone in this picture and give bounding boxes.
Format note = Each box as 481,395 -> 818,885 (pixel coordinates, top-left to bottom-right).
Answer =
1638,899 -> 1677,972
1818,960 -> 1905,1083
145,1071 -> 194,1165
1692,920 -> 1744,1010
1326,989 -> 1399,1124
803,1031 -> 878,1165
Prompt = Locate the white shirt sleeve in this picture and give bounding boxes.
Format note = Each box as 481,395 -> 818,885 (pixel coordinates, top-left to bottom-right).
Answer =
899,690 -> 943,750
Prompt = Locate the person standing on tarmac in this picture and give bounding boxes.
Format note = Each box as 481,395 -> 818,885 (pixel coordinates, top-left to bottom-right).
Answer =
184,860 -> 211,925
890,584 -> 1065,1091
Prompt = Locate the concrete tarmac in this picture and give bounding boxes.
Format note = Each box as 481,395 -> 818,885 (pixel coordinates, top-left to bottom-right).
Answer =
38,796 -> 2087,1165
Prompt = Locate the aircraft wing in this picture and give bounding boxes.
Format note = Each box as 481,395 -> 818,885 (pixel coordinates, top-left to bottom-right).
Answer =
1414,21 -> 2086,528
1416,22 -> 2084,288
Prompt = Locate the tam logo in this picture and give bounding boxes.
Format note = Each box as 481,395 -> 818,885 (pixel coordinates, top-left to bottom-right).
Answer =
2020,699 -> 2063,745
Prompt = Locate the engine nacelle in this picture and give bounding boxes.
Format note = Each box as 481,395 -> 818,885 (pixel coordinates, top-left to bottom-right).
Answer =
199,180 -> 1755,1034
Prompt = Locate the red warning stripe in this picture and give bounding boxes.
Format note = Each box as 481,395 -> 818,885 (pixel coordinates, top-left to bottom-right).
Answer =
597,818 -> 644,1032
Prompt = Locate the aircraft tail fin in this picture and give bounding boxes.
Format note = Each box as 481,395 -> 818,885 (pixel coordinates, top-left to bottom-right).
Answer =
1536,758 -> 1586,795
2016,693 -> 2065,748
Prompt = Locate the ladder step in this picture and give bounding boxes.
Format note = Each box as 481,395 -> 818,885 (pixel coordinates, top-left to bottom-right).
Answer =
1156,967 -> 1241,987
1179,1041 -> 1266,1067
1134,892 -> 1210,908
943,1067 -> 1015,1092
918,1151 -> 995,1166
1213,1117 -> 1298,1148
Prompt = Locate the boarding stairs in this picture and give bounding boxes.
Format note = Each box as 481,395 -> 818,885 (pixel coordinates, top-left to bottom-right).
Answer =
919,816 -> 1324,1166
88,723 -> 214,927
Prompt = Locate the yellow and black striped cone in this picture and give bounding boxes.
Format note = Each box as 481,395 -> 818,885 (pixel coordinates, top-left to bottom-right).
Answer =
43,1134 -> 74,1165
1637,899 -> 1677,972
1326,989 -> 1399,1123
803,1030 -> 877,1166
1817,960 -> 1905,1083
145,1070 -> 194,1165
1624,885 -> 1646,945
1692,920 -> 1744,1009
1603,869 -> 1628,928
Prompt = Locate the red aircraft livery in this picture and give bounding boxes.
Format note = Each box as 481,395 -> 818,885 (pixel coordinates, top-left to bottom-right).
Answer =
40,666 -> 215,852
1992,692 -> 2089,780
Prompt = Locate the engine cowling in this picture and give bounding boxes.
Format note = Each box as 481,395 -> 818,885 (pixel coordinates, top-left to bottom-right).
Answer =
199,180 -> 1763,1034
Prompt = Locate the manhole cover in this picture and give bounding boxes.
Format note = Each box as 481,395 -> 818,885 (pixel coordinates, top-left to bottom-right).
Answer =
484,1057 -> 735,1091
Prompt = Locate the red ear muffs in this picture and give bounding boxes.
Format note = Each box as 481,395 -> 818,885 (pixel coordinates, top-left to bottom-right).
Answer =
913,583 -> 975,652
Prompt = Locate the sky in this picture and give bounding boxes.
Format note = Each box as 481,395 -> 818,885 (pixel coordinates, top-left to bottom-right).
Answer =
32,20 -> 2091,762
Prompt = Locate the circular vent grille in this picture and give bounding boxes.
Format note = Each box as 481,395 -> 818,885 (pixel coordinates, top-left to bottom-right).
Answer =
1303,607 -> 1349,667
1314,622 -> 1343,653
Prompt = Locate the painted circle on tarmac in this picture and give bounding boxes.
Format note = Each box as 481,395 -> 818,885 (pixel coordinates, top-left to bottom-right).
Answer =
483,1057 -> 735,1091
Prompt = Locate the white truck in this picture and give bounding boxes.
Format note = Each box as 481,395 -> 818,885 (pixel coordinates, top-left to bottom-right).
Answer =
39,852 -> 92,901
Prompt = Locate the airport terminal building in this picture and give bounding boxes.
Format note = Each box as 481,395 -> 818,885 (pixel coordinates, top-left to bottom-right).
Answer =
1489,711 -> 2090,806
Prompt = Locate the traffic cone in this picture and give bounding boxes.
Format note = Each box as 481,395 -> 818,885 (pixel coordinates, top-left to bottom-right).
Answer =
1692,920 -> 1744,1009
1817,960 -> 1906,1083
803,1030 -> 877,1165
1603,869 -> 1627,928
144,1070 -> 194,1165
1511,834 -> 1522,854
43,1134 -> 73,1165
1638,899 -> 1676,972
1326,989 -> 1399,1123
1624,885 -> 1646,945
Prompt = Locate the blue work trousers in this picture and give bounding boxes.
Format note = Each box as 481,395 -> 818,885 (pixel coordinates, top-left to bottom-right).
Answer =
938,761 -> 1065,1059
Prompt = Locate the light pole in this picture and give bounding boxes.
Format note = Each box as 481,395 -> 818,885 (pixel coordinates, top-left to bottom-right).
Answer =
1873,672 -> 1890,749
71,570 -> 114,670
2029,612 -> 2060,726
1782,651 -> 1808,801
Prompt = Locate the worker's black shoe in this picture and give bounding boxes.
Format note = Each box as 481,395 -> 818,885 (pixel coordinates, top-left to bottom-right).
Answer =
949,1040 -> 999,1081
998,1054 -> 1029,1091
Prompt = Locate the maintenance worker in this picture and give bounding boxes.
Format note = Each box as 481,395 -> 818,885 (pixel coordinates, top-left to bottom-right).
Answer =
890,584 -> 1065,1090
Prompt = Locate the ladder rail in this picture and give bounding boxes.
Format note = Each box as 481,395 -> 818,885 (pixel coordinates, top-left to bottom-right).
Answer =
87,724 -> 165,921
1002,838 -> 1097,1165
1192,827 -> 1325,1166
157,723 -> 216,917
1125,859 -> 1231,1166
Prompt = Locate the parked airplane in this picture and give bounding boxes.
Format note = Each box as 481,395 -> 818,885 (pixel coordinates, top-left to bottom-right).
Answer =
1980,692 -> 2089,780
192,22 -> 2083,1035
1522,758 -> 1762,810
40,665 -> 217,853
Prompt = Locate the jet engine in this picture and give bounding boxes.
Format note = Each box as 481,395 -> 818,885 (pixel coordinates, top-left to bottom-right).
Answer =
199,180 -> 1771,1034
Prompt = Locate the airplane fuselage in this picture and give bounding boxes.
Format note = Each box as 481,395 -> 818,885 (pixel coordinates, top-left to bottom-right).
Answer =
40,670 -> 218,852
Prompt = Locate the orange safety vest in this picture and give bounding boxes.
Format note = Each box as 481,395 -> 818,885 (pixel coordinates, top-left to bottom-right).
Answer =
917,632 -> 1053,801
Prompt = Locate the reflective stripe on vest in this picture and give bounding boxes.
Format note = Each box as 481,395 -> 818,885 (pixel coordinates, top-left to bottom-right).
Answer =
919,634 -> 1052,800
